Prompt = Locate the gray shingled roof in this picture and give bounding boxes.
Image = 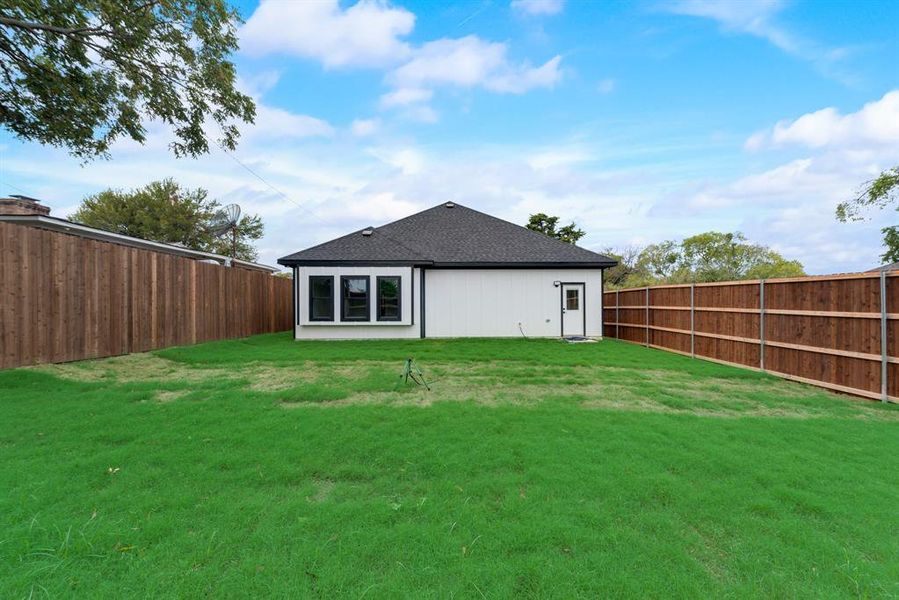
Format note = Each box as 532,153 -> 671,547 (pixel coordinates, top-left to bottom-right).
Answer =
278,203 -> 617,267
868,262 -> 899,272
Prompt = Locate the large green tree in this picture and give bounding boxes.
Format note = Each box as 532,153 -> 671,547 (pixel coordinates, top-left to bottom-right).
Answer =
70,179 -> 264,261
636,240 -> 682,281
525,213 -> 586,244
679,232 -> 805,282
836,166 -> 899,263
601,246 -> 641,288
605,231 -> 805,289
0,0 -> 255,159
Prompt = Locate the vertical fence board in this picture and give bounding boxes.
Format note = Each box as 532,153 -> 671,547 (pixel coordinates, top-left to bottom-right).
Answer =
0,222 -> 292,368
0,224 -> 12,368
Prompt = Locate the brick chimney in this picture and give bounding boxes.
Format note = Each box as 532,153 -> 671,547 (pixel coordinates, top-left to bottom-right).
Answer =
0,195 -> 51,216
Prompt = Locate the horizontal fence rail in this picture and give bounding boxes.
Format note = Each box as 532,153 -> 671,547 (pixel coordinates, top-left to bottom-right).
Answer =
1,221 -> 292,369
603,273 -> 899,403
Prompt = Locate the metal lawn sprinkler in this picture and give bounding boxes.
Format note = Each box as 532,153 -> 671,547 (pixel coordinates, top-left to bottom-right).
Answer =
399,357 -> 430,391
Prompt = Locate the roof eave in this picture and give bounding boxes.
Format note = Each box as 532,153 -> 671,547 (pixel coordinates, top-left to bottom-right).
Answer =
428,261 -> 618,269
277,258 -> 434,267
278,258 -> 617,268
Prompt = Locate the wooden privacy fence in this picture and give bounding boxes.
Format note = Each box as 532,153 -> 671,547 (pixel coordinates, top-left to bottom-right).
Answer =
603,273 -> 899,403
0,221 -> 292,369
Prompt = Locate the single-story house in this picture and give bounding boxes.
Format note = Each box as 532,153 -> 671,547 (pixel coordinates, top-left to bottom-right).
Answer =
278,202 -> 617,339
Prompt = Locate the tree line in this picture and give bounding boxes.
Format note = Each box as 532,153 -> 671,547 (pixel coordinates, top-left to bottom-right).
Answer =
602,232 -> 805,289
528,213 -> 805,288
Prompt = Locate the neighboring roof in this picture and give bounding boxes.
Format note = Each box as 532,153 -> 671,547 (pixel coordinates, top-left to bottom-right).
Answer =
0,214 -> 280,273
279,202 -> 617,267
868,262 -> 899,272
9,194 -> 44,203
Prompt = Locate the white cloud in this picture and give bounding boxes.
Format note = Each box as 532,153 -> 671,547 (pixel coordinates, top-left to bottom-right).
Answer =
388,35 -> 562,94
338,192 -> 422,221
92,103 -> 333,154
527,146 -> 593,170
667,0 -> 783,33
488,56 -> 563,93
366,146 -> 427,175
247,105 -> 334,140
238,70 -> 282,96
376,36 -> 561,122
743,130 -> 768,152
240,0 -> 414,68
403,105 -> 440,124
232,71 -> 334,141
350,118 -> 380,137
597,78 -> 617,94
665,0 -> 801,56
379,87 -> 433,108
664,0 -> 853,81
390,37 -> 506,88
511,0 -> 565,16
241,3 -> 562,120
746,90 -> 899,150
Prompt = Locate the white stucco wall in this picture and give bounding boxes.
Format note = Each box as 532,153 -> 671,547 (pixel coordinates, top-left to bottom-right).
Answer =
294,266 -> 421,339
424,268 -> 603,338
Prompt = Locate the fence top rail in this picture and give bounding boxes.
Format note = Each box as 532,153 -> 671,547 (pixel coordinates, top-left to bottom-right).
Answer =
608,280 -> 760,292
605,270 -> 898,295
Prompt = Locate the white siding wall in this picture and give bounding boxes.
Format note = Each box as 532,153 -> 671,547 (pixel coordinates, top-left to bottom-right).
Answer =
295,266 -> 421,339
424,268 -> 603,338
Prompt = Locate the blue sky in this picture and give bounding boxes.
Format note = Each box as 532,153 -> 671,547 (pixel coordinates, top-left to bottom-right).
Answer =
2,0 -> 898,272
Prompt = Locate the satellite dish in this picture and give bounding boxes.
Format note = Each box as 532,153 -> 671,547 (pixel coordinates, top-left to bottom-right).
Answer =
209,204 -> 241,236
208,203 -> 242,258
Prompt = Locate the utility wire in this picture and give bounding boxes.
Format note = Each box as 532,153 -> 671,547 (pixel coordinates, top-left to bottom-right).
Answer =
3,180 -> 33,197
215,141 -> 420,256
215,142 -> 331,228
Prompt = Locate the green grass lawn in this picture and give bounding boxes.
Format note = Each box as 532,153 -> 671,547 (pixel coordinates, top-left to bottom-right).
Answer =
2,334 -> 898,598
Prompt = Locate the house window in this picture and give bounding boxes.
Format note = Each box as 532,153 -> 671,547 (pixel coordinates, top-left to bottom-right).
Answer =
341,276 -> 370,321
377,276 -> 401,321
566,288 -> 579,310
309,276 -> 334,321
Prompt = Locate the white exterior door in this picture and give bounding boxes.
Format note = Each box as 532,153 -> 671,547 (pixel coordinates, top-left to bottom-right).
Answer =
561,283 -> 584,336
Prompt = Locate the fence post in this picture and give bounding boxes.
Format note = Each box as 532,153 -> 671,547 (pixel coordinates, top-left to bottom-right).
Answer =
690,283 -> 695,358
616,289 -> 620,339
645,287 -> 650,347
759,280 -> 766,371
881,271 -> 888,402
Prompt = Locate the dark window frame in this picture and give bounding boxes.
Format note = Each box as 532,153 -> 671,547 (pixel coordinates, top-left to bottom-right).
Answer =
566,288 -> 580,310
308,276 -> 335,322
340,275 -> 371,322
376,276 -> 402,322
